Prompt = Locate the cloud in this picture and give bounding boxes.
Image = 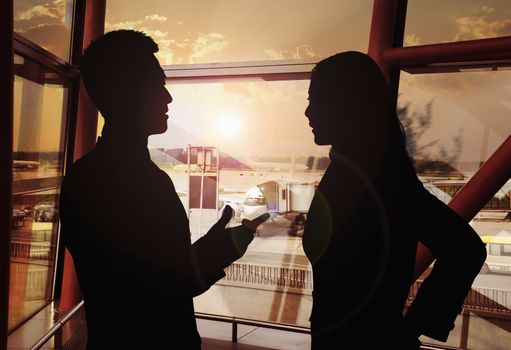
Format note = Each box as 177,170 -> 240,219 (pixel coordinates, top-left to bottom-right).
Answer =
106,14 -> 232,64
480,5 -> 495,14
145,14 -> 167,22
15,22 -> 70,58
265,45 -> 320,60
406,5 -> 511,48
452,6 -> 511,41
16,5 -> 58,20
15,0 -> 66,22
403,33 -> 421,46
106,16 -> 169,32
188,33 -> 231,63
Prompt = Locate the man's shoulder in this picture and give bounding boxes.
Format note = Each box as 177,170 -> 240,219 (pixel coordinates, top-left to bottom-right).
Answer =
62,149 -> 105,188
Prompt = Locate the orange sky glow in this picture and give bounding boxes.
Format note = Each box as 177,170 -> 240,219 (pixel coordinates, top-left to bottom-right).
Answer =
13,0 -> 511,171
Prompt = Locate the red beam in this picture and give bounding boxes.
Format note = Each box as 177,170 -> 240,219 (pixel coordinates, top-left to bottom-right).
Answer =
72,0 -> 106,161
384,36 -> 511,66
368,0 -> 400,82
414,134 -> 511,280
0,0 -> 13,348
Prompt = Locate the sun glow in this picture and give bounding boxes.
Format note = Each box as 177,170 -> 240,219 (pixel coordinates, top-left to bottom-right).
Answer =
217,113 -> 242,137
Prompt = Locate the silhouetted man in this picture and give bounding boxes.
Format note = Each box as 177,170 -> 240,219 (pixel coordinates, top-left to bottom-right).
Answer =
302,51 -> 486,349
59,30 -> 268,350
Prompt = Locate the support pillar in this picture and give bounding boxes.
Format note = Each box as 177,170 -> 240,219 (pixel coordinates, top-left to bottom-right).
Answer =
60,0 -> 106,312
367,0 -> 407,106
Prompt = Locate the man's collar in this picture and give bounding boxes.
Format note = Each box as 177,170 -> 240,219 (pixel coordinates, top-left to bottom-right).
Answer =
95,136 -> 151,160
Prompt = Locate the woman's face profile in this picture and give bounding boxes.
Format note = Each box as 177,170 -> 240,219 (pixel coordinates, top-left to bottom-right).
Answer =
305,76 -> 336,146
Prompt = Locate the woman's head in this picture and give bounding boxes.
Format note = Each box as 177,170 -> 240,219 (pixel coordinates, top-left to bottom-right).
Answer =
305,51 -> 397,152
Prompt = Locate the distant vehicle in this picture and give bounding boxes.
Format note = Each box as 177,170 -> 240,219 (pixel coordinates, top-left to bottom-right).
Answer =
13,160 -> 39,170
288,212 -> 306,237
255,211 -> 306,237
34,204 -> 58,222
480,234 -> 511,274
11,209 -> 25,229
12,209 -> 25,218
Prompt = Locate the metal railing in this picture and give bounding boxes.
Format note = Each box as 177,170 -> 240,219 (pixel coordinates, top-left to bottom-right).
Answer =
27,270 -> 510,350
30,300 -> 84,350
408,280 -> 511,315
195,312 -> 310,343
10,240 -> 55,263
223,262 -> 313,291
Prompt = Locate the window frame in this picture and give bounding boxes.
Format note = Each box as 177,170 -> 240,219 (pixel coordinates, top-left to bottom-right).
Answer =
7,0 -> 85,333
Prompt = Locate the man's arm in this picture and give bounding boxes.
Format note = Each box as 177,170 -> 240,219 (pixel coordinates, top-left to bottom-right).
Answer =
189,206 -> 269,296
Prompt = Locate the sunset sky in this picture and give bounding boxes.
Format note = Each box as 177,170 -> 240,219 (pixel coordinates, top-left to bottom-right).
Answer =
13,1 -> 511,171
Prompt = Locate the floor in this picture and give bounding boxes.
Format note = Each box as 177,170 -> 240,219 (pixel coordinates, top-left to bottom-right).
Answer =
7,301 -> 461,350
197,319 -> 310,350
7,302 -> 310,350
8,305 -> 455,350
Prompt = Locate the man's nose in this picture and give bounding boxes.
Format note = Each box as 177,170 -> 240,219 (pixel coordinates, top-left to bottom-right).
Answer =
165,89 -> 173,104
305,105 -> 311,118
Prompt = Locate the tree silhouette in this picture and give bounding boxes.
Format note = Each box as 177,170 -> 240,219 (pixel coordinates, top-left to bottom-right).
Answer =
397,98 -> 462,175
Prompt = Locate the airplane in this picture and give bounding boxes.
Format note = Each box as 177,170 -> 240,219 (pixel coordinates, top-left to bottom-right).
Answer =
219,181 -> 312,237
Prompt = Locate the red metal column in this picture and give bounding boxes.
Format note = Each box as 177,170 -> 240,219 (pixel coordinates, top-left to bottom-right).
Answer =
0,1 -> 13,348
414,134 -> 511,279
367,0 -> 400,82
60,0 -> 106,312
72,0 -> 106,161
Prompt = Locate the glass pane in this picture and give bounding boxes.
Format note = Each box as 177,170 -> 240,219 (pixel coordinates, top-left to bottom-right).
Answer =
9,68 -> 68,330
13,75 -> 67,184
9,190 -> 60,331
14,0 -> 75,61
405,0 -> 511,46
105,0 -> 373,64
399,70 -> 511,348
399,70 -> 511,176
142,80 -> 329,326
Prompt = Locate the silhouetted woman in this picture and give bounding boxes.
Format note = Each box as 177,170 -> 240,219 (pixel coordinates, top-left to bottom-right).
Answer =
302,51 -> 486,349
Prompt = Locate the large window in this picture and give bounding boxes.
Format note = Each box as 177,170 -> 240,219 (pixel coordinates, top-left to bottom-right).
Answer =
150,80 -> 328,326
101,0 -> 374,328
10,0 -> 79,331
10,51 -> 72,331
101,0 -> 511,346
399,68 -> 511,349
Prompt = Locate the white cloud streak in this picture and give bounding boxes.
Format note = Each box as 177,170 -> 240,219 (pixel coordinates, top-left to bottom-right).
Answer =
15,0 -> 65,21
452,5 -> 511,41
106,15 -> 232,64
265,44 -> 320,60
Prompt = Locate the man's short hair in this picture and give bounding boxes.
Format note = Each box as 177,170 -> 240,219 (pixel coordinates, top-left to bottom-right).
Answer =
81,30 -> 159,117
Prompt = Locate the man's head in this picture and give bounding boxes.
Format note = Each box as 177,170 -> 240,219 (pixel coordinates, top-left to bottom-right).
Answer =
81,30 -> 172,136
